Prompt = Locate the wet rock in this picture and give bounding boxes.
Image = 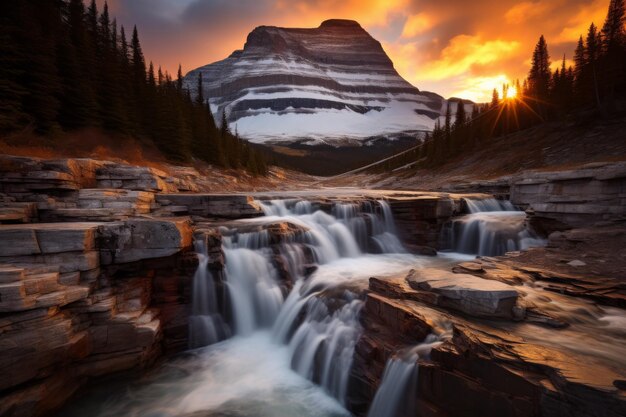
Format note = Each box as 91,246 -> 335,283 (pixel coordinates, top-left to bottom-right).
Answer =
265,221 -> 307,244
406,244 -> 438,256
194,227 -> 225,270
349,277 -> 626,417
304,264 -> 318,277
0,223 -> 99,255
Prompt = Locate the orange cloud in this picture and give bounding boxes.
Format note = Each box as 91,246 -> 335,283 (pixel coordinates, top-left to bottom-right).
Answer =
557,0 -> 608,42
419,35 -> 520,80
401,13 -> 435,38
505,1 -> 552,24
100,0 -> 613,103
275,0 -> 410,28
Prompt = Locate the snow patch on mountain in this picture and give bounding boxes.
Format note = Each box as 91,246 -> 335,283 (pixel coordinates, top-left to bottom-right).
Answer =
184,19 -> 448,145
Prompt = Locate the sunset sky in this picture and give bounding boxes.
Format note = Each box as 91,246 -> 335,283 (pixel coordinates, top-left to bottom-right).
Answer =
100,0 -> 610,102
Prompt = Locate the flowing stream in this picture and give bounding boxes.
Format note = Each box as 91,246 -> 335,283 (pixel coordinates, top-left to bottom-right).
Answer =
446,198 -> 545,256
56,196 -> 542,417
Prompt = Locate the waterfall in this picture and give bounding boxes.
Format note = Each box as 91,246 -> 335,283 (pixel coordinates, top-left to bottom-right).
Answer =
189,198 -> 406,404
223,246 -> 284,335
465,197 -> 516,213
448,198 -> 545,256
284,292 -> 363,404
188,240 -> 230,348
367,329 -> 452,417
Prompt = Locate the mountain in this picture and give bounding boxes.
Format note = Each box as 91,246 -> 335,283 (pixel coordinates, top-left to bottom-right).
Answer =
184,19 -> 448,145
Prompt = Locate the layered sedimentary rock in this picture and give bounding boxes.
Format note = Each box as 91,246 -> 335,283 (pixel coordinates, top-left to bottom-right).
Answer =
0,155 -> 270,417
184,19 -> 452,144
510,161 -> 626,233
349,246 -> 626,417
0,218 -> 197,417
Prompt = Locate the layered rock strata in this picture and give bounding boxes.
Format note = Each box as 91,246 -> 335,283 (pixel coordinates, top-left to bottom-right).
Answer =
509,161 -> 625,233
184,19 -> 452,144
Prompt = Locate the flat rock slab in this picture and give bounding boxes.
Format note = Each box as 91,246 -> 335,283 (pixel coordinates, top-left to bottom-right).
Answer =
156,194 -> 263,218
406,268 -> 518,318
98,217 -> 193,264
0,222 -> 103,256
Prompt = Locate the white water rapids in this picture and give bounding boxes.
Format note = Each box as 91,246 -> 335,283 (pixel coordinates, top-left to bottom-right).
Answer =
56,197 -> 545,417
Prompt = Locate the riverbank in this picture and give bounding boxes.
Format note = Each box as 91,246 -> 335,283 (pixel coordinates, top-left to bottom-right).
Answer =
0,153 -> 624,417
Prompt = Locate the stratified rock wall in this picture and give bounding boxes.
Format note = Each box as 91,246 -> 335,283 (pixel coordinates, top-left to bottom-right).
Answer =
0,155 -> 264,417
510,161 -> 626,233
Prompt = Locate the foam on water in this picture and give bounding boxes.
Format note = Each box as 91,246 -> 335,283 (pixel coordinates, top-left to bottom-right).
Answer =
58,333 -> 351,417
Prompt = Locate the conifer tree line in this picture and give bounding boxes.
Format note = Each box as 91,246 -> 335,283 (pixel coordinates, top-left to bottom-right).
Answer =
415,0 -> 626,168
0,0 -> 267,175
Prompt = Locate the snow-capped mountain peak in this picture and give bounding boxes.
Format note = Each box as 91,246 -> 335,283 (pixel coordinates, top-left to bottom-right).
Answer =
184,19 -> 447,145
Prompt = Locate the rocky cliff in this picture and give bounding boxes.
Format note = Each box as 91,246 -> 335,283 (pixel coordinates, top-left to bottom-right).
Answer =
184,19 -> 449,144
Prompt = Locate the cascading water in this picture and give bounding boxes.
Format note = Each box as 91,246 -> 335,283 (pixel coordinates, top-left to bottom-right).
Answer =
56,197 -> 470,417
222,234 -> 284,335
367,327 -> 452,417
465,198 -> 516,213
448,198 -> 545,256
188,240 -> 230,348
190,198 -> 408,405
258,199 -> 405,404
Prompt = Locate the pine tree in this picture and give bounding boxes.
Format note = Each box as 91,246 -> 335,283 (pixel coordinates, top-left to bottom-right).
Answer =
158,66 -> 164,86
491,88 -> 500,108
196,73 -> 204,106
573,35 -> 588,103
586,23 -> 603,108
0,2 -> 28,132
177,64 -> 184,91
0,0 -> 269,173
221,110 -> 230,137
528,35 -> 551,103
18,1 -> 62,133
86,0 -> 98,38
601,0 -> 626,103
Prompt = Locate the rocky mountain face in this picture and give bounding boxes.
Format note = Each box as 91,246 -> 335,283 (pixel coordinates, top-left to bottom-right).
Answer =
184,19 -> 448,145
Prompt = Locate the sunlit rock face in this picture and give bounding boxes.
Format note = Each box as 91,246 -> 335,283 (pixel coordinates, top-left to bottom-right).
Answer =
184,19 -> 448,144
